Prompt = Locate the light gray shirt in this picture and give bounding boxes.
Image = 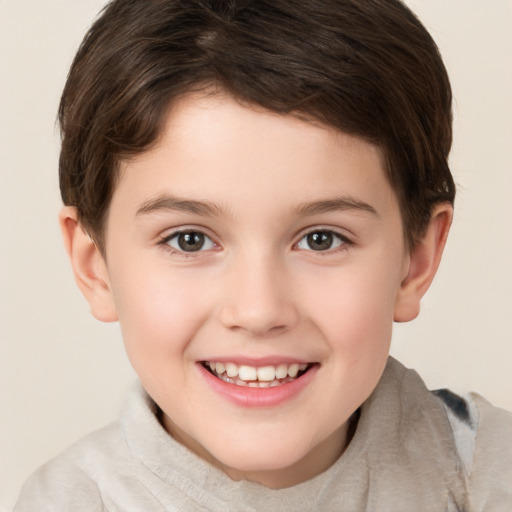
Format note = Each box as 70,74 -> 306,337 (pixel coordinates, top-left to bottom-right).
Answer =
14,358 -> 512,511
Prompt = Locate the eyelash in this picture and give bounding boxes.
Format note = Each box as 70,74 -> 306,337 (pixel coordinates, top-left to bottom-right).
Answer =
157,227 -> 353,258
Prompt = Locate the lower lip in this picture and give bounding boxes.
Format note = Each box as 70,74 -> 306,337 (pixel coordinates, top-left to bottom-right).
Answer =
197,363 -> 318,408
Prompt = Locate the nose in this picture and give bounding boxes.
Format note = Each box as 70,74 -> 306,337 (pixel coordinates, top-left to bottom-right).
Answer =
218,252 -> 299,337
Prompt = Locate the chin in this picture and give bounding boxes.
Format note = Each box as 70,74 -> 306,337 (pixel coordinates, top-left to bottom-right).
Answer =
208,434 -> 313,475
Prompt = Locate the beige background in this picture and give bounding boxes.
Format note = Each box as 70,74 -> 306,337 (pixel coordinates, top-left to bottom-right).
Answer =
1,1 -> 511,509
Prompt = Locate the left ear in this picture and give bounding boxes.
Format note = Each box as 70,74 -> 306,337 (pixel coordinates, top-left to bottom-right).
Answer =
394,203 -> 453,322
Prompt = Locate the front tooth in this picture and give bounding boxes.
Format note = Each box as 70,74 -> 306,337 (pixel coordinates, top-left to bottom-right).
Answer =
238,365 -> 257,381
215,362 -> 225,374
275,364 -> 288,379
288,363 -> 300,378
225,362 -> 239,378
257,366 -> 276,382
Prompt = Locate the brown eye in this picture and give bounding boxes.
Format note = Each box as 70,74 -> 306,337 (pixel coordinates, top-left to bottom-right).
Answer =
166,231 -> 215,252
307,232 -> 333,251
297,230 -> 345,252
178,232 -> 204,251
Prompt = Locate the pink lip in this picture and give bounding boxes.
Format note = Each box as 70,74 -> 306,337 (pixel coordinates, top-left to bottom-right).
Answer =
197,362 -> 318,408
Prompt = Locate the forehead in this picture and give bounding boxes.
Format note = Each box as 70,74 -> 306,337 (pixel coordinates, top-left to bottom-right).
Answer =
112,92 -> 398,222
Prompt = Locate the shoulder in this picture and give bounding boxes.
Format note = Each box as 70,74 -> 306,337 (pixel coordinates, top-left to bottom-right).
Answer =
13,383 -> 168,512
433,389 -> 512,511
14,422 -> 123,512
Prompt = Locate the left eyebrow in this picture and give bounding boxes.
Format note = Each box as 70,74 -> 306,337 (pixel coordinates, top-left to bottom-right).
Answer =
136,194 -> 227,217
294,196 -> 379,217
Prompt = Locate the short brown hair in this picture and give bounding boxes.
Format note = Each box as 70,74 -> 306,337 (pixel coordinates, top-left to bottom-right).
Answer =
59,0 -> 454,252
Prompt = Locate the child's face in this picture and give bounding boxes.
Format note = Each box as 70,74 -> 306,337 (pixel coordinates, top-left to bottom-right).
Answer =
101,92 -> 411,487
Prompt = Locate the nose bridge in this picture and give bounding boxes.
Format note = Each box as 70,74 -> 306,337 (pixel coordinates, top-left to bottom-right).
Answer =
218,247 -> 298,336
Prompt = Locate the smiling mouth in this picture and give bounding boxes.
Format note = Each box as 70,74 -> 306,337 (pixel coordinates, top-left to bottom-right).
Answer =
201,361 -> 315,388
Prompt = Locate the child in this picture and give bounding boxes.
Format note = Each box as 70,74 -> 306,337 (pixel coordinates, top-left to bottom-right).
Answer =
14,0 -> 512,510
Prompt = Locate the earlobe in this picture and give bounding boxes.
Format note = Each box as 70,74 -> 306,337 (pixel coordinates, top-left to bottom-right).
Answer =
394,204 -> 453,323
59,207 -> 118,322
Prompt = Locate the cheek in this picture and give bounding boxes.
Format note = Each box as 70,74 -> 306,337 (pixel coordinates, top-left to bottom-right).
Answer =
302,258 -> 401,352
304,261 -> 401,412
109,262 -> 213,360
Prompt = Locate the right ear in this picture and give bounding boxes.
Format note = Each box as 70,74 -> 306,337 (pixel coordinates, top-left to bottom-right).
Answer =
59,206 -> 118,322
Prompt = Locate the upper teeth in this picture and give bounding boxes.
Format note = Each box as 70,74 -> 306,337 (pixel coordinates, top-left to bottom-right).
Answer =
207,362 -> 308,382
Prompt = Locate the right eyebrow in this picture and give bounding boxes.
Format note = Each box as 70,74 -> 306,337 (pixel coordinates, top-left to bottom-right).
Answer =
136,194 -> 227,218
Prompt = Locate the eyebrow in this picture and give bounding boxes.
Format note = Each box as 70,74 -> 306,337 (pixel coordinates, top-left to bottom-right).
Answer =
136,194 -> 227,217
295,197 -> 379,217
136,194 -> 378,219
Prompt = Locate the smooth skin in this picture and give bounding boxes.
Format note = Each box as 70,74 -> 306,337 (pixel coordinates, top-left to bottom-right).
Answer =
60,92 -> 452,489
